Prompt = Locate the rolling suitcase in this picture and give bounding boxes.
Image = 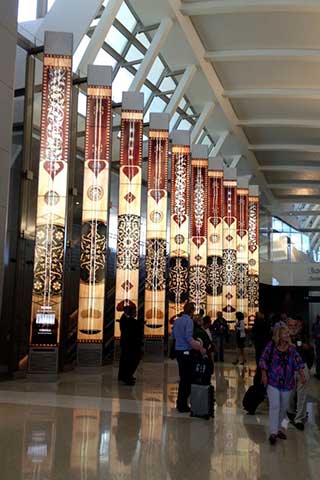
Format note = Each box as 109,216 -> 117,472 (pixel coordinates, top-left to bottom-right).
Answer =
242,383 -> 266,415
190,384 -> 215,419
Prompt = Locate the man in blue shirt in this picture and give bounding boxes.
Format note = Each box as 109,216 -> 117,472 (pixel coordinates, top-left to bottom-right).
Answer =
172,302 -> 206,412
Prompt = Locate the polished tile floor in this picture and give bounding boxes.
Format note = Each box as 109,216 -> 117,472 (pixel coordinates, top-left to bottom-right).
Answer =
0,356 -> 319,480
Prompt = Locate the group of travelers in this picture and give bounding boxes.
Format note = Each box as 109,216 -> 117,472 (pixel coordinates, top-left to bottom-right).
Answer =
117,302 -> 320,446
252,311 -> 319,445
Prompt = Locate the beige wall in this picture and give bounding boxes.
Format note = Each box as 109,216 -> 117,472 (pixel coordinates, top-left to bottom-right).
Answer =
0,0 -> 18,316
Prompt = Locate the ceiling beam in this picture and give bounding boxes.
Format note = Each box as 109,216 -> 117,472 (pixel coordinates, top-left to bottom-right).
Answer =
229,155 -> 242,168
268,183 -> 320,189
168,0 -> 274,204
165,65 -> 197,118
238,119 -> 320,129
274,196 -> 320,203
210,130 -> 229,156
259,165 -> 320,172
205,49 -> 320,62
78,0 -> 123,76
129,18 -> 173,92
269,210 -> 320,216
180,1 -> 320,16
191,101 -> 215,143
249,144 -> 320,153
223,88 -> 320,100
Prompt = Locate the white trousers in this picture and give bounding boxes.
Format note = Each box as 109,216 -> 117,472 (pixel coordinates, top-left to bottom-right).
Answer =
267,385 -> 291,435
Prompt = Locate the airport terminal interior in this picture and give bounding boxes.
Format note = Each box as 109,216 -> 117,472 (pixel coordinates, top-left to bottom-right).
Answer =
1,0 -> 320,478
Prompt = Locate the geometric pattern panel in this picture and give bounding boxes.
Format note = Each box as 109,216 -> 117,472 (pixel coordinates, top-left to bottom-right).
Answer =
248,195 -> 259,325
236,188 -> 249,325
78,74 -> 112,344
144,121 -> 168,338
30,33 -> 72,347
114,99 -> 143,338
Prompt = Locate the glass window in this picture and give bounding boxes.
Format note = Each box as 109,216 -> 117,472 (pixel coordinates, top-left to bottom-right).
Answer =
147,57 -> 164,84
105,26 -> 128,54
169,112 -> 180,131
202,136 -> 211,146
271,233 -> 288,262
136,33 -> 150,49
179,98 -> 187,110
47,0 -> 56,10
18,0 -> 37,22
144,97 -> 166,122
90,18 -> 100,27
125,45 -> 144,62
140,84 -> 152,104
94,48 -> 117,68
116,2 -> 137,32
112,68 -> 134,102
78,92 -> 87,117
73,35 -> 90,72
178,119 -> 192,130
160,77 -> 176,91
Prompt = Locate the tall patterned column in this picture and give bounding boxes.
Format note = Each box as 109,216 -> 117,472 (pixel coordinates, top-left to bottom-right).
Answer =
222,168 -> 237,328
77,66 -> 112,363
168,131 -> 191,331
144,113 -> 169,338
114,92 -> 144,338
189,145 -> 208,313
248,185 -> 260,327
29,32 -> 73,370
207,157 -> 224,319
236,177 -> 249,325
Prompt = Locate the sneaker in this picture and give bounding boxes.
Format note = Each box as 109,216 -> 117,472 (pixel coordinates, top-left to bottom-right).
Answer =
293,422 -> 304,431
269,434 -> 277,445
287,411 -> 296,422
277,430 -> 287,440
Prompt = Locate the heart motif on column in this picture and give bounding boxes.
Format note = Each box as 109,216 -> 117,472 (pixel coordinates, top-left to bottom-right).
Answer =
123,166 -> 139,181
88,160 -> 106,177
173,214 -> 186,226
150,189 -> 165,203
43,161 -> 64,180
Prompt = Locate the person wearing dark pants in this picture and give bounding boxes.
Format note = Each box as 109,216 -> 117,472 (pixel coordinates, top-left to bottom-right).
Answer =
312,315 -> 320,379
211,312 -> 229,362
172,302 -> 206,412
118,305 -> 143,385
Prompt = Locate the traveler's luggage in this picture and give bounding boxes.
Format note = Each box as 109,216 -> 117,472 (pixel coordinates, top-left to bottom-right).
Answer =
242,383 -> 266,415
192,354 -> 213,385
190,384 -> 215,419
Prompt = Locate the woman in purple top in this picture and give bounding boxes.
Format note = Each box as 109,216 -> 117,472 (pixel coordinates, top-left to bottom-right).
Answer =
259,326 -> 306,445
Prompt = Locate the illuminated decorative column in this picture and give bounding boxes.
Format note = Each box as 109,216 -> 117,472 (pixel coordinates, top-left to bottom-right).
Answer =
207,157 -> 224,319
77,66 -> 112,363
189,145 -> 208,313
29,31 -> 73,372
168,131 -> 191,331
144,113 -> 169,338
222,168 -> 237,328
236,177 -> 249,325
114,92 -> 144,338
248,185 -> 260,326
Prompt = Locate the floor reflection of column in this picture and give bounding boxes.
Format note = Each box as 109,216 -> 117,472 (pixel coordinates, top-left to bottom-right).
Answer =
108,397 -> 141,479
138,365 -> 164,479
70,409 -> 101,479
22,407 -> 56,480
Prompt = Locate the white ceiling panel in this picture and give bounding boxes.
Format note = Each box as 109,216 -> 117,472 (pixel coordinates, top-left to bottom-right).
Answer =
191,12 -> 320,50
214,61 -> 320,90
244,126 -> 320,146
230,98 -> 320,120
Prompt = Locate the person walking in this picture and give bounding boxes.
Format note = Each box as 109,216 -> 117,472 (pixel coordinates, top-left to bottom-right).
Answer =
251,312 -> 271,366
312,314 -> 320,379
233,312 -> 246,365
172,302 -> 206,413
211,311 -> 229,362
118,305 -> 143,385
287,318 -> 313,430
259,326 -> 306,445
